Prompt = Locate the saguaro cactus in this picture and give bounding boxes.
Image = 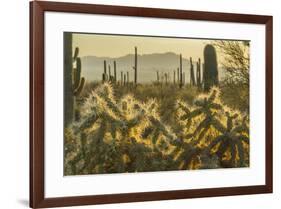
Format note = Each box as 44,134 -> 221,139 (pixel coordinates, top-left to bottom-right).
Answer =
108,64 -> 111,81
164,73 -> 168,85
102,60 -> 107,82
127,71 -> 129,84
73,55 -> 85,96
190,57 -> 195,86
64,33 -> 85,127
196,58 -> 202,88
173,70 -> 176,84
156,71 -> 159,83
121,71 -> 123,85
124,74 -> 127,85
113,61 -> 117,82
132,46 -> 138,85
203,44 -> 219,92
179,54 -> 183,88
108,64 -> 114,82
177,67 -> 180,83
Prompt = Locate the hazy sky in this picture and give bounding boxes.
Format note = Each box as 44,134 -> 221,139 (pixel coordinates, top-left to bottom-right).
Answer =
72,33 -> 210,61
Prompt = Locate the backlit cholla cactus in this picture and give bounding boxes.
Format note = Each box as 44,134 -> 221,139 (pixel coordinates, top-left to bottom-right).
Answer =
207,108 -> 249,167
64,83 -> 249,175
65,83 -> 178,174
175,86 -> 249,169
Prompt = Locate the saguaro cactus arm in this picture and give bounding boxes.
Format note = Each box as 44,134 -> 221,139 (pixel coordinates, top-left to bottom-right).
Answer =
72,55 -> 85,96
73,77 -> 85,96
73,47 -> 79,61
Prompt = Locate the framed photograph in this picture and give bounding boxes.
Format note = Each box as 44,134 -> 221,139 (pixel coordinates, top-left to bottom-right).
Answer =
30,1 -> 273,208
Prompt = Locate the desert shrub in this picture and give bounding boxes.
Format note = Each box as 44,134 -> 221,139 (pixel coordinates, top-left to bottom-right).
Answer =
220,82 -> 249,112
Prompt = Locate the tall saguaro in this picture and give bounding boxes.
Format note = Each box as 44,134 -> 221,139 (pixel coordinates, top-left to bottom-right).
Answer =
64,33 -> 73,127
156,71 -> 159,83
177,67 -> 180,83
133,46 -> 138,85
179,54 -> 183,88
113,61 -> 117,82
190,57 -> 195,86
64,33 -> 85,127
203,44 -> 219,92
196,58 -> 201,88
108,64 -> 111,81
103,60 -> 107,82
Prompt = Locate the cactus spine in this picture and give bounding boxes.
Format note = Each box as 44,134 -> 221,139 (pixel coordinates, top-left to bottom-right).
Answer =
203,44 -> 219,92
64,33 -> 85,127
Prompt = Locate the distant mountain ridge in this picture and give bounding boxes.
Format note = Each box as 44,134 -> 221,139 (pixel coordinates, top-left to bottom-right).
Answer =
81,52 -> 192,83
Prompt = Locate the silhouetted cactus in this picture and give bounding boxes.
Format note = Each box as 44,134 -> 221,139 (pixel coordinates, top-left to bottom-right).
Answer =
203,44 -> 219,92
190,57 -> 195,86
132,47 -> 138,85
124,74 -> 127,85
163,73 -> 167,85
156,71 -> 159,83
103,60 -> 107,82
127,71 -> 129,84
64,33 -> 85,126
196,58 -> 201,88
177,67 -> 180,83
179,54 -> 183,88
108,64 -> 111,81
113,61 -> 117,82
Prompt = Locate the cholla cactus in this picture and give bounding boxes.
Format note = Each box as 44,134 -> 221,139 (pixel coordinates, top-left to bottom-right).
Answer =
175,86 -> 249,169
66,83 -> 178,174
65,83 -> 249,175
178,87 -> 224,144
207,109 -> 249,167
